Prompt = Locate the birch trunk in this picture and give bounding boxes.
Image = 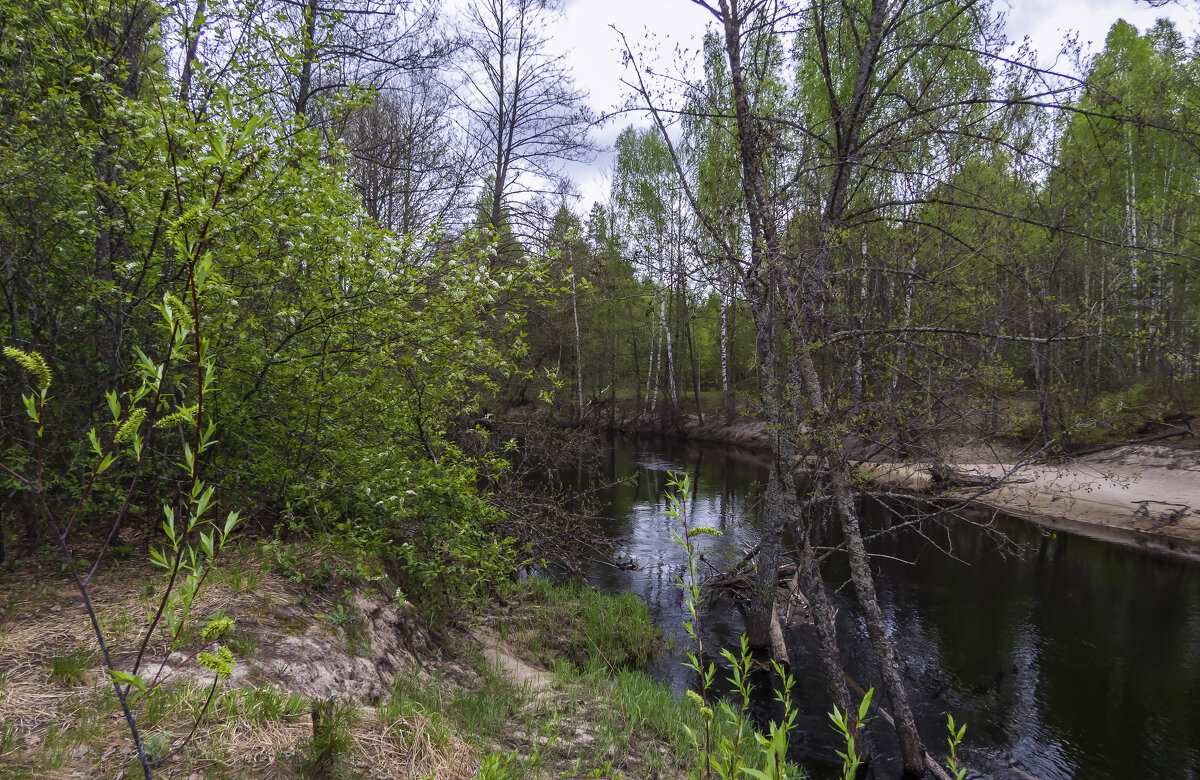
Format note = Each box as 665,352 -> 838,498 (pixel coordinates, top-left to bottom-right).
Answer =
660,291 -> 678,410
570,262 -> 583,420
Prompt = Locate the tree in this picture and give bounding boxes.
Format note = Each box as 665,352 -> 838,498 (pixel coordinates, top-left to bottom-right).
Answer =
623,0 -> 1040,773
0,0 -> 553,645
341,74 -> 474,240
458,0 -> 595,241
612,126 -> 692,419
684,32 -> 748,420
1052,20 -> 1200,395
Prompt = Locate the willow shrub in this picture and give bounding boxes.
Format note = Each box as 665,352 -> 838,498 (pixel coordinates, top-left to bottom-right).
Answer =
0,0 -> 552,617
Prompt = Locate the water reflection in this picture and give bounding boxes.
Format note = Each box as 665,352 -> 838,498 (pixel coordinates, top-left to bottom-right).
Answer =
581,436 -> 1200,780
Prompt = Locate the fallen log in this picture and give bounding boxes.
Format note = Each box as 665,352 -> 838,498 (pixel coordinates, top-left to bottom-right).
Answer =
780,567 -> 810,624
706,560 -> 804,608
769,600 -> 789,668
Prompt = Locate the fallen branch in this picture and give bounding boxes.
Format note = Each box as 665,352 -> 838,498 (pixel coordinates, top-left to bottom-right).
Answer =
769,599 -> 789,668
928,464 -> 995,489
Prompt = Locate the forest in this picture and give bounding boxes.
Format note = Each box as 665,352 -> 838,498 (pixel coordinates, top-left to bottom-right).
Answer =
1,0 -> 1198,778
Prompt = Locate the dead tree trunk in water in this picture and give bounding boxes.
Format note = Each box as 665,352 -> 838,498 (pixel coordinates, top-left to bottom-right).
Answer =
796,521 -> 852,716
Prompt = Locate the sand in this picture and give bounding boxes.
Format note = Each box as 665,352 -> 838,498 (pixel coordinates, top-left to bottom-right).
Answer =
867,440 -> 1200,559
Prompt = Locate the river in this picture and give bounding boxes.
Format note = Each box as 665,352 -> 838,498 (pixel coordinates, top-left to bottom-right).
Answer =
580,435 -> 1200,779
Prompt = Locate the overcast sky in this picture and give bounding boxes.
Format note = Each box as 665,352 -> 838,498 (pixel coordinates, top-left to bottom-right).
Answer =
549,0 -> 1199,208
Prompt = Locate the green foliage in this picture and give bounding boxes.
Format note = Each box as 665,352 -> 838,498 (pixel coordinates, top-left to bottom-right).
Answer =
201,612 -> 236,642
945,714 -> 969,780
141,731 -> 173,763
327,602 -> 356,630
226,632 -> 257,656
371,459 -> 521,622
0,0 -> 552,686
477,751 -> 522,780
302,699 -> 360,779
665,473 -> 801,780
2,348 -> 51,392
197,646 -> 235,679
829,689 -> 873,780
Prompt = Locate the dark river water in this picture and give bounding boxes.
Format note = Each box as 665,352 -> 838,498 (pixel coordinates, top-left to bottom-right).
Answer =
578,435 -> 1200,780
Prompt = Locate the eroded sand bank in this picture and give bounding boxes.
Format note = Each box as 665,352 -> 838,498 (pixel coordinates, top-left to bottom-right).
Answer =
867,441 -> 1200,558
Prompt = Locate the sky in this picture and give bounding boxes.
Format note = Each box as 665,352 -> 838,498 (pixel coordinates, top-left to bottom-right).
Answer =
551,0 -> 1200,209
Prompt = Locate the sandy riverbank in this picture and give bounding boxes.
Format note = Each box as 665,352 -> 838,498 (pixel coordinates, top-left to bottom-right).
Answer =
866,440 -> 1200,559
606,409 -> 1200,558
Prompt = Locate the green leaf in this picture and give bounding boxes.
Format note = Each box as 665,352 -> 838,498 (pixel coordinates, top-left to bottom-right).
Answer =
149,546 -> 170,570
857,687 -> 874,723
107,669 -> 146,692
96,453 -> 115,475
21,393 -> 37,421
106,392 -> 121,420
197,645 -> 234,679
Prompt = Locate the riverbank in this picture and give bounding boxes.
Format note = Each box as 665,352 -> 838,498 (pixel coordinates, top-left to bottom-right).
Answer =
870,440 -> 1200,560
0,538 -> 777,779
604,407 -> 1200,559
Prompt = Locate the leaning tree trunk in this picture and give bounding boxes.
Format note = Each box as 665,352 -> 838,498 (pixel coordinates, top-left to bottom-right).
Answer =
747,459 -> 789,648
796,346 -> 926,776
744,284 -> 790,648
796,520 -> 853,717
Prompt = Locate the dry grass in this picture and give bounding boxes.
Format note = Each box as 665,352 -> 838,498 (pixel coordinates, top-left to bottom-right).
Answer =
0,542 -> 462,779
0,542 -> 697,780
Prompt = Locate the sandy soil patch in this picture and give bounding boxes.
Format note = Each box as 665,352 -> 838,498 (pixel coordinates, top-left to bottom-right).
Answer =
868,440 -> 1200,558
472,627 -> 551,691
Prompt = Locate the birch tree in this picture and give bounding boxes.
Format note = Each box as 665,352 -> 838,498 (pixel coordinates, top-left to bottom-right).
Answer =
458,0 -> 595,241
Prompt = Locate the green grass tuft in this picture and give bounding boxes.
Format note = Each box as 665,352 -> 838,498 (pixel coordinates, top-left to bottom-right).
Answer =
503,579 -> 660,670
301,699 -> 359,778
49,647 -> 96,687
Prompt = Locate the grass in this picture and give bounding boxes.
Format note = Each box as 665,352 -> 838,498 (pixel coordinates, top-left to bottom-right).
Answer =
377,692 -> 456,753
439,651 -> 771,779
209,562 -> 265,593
0,720 -> 22,754
227,631 -> 257,655
449,665 -> 529,740
366,581 -> 789,780
48,646 -> 96,686
100,608 -> 137,645
301,699 -> 359,778
498,579 -> 660,671
212,685 -> 308,726
1,541 -> 796,779
139,681 -> 307,731
62,691 -> 111,745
